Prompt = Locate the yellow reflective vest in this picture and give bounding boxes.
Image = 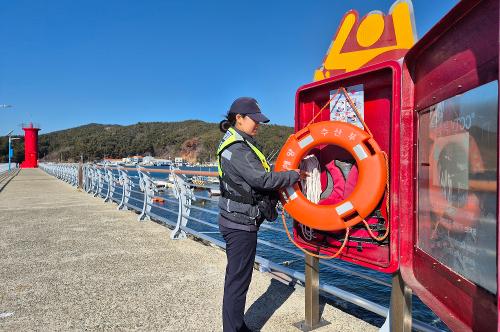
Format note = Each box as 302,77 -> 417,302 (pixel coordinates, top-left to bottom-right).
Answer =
217,127 -> 270,178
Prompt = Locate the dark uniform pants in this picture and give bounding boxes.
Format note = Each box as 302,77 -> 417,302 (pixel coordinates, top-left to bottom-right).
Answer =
220,224 -> 257,332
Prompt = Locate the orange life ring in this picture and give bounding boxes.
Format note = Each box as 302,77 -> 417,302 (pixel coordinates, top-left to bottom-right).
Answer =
275,121 -> 387,231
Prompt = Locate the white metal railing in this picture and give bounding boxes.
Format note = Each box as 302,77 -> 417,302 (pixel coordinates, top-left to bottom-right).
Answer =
39,163 -> 79,186
39,162 -> 441,332
0,163 -> 19,175
0,164 -> 20,189
0,163 -> 11,174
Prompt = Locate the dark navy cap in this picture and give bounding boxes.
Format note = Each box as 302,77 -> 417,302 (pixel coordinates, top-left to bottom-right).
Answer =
228,97 -> 270,123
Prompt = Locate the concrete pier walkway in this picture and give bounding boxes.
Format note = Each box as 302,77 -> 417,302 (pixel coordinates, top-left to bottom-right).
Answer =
0,169 -> 377,331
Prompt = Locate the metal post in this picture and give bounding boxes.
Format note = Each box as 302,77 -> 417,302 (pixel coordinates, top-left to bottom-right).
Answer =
8,136 -> 12,172
389,271 -> 412,332
103,166 -> 111,202
117,167 -> 129,210
107,168 -> 116,201
171,172 -> 195,240
92,167 -> 97,194
137,169 -> 152,221
294,254 -> 329,331
5,130 -> 18,172
78,163 -> 83,189
305,254 -> 320,328
94,168 -> 101,197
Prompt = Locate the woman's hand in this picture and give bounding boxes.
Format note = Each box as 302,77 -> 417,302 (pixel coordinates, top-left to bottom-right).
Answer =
292,169 -> 309,180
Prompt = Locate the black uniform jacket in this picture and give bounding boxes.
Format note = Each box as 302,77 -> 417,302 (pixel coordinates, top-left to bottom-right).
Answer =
218,128 -> 299,231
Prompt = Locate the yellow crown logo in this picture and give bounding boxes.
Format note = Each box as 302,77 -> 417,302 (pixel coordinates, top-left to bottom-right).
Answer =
314,0 -> 417,81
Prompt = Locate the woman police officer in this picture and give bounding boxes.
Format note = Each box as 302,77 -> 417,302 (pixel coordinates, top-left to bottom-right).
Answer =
217,97 -> 305,332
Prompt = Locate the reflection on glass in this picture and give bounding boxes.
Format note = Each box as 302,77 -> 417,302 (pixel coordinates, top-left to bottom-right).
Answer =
417,81 -> 498,294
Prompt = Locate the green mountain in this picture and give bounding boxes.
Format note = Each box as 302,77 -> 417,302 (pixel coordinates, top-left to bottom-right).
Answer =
0,121 -> 293,163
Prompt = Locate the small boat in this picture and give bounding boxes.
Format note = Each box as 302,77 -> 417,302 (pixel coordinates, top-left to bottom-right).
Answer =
153,180 -> 169,191
192,178 -> 206,186
209,188 -> 221,196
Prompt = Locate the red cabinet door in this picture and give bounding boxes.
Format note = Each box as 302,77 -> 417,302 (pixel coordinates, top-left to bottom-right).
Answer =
399,0 -> 499,330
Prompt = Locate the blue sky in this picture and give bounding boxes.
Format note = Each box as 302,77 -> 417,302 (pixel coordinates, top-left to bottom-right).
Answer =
1,0 -> 458,134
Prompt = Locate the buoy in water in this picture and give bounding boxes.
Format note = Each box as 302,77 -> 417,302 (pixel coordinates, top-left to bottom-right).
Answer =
152,197 -> 165,203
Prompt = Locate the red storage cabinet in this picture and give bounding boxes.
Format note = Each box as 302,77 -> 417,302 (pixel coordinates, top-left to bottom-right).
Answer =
292,61 -> 402,273
399,0 -> 499,330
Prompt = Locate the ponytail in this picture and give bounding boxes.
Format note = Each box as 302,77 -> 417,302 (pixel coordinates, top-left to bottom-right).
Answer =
219,112 -> 238,133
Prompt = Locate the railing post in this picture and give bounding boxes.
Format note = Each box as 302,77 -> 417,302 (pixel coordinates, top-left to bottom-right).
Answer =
94,167 -> 101,197
76,162 -> 83,190
83,165 -> 90,192
387,271 -> 412,332
87,165 -> 92,192
87,165 -> 93,192
305,254 -> 320,328
99,167 -> 104,198
137,168 -> 152,221
117,167 -> 130,210
93,167 -> 98,196
294,254 -> 329,331
171,171 -> 194,240
107,168 -> 116,202
103,165 -> 111,202
92,166 -> 99,194
88,165 -> 93,192
90,166 -> 95,193
78,163 -> 83,188
83,165 -> 88,191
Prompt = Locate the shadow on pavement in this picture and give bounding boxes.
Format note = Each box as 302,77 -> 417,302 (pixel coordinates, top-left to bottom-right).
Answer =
245,279 -> 295,331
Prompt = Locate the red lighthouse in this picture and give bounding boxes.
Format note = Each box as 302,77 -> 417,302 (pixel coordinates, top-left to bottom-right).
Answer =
20,123 -> 41,168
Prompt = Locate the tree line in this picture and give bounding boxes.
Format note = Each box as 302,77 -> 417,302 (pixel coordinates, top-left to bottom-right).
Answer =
0,121 -> 293,163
